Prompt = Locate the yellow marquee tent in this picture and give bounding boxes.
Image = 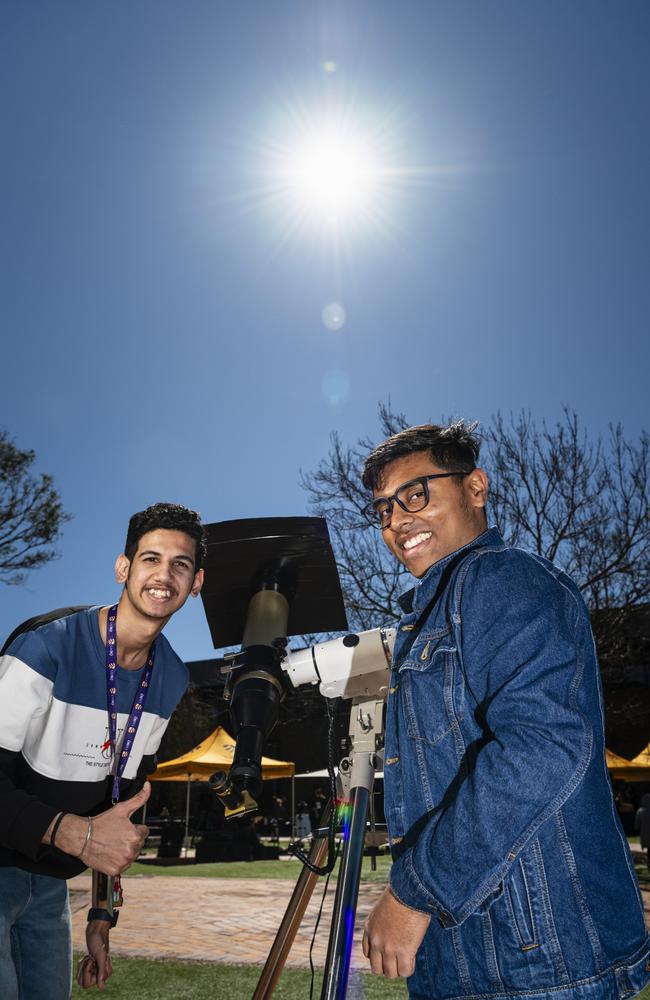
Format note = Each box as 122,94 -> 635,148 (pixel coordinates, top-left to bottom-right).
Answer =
148,725 -> 294,782
150,733 -> 646,786
606,746 -> 650,783
629,743 -> 650,769
148,727 -> 294,845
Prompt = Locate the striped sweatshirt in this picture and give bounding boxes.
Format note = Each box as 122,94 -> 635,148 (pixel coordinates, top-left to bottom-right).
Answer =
0,607 -> 188,879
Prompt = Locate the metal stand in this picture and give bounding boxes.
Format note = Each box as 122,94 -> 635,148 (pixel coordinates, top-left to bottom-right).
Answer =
253,697 -> 385,1000
252,803 -> 332,1000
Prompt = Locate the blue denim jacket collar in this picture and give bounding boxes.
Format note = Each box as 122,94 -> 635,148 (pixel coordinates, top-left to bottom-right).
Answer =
397,525 -> 505,615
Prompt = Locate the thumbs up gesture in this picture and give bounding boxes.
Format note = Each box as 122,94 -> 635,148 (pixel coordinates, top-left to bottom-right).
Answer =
53,782 -> 151,875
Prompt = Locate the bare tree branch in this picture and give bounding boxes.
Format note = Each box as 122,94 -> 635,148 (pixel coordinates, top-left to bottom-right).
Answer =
294,404 -> 650,761
0,431 -> 71,586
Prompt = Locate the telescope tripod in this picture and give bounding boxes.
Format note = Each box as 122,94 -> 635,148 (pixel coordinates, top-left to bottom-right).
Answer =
253,695 -> 386,1000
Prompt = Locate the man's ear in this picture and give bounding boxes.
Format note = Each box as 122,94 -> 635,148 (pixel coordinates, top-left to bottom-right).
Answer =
466,469 -> 489,510
191,568 -> 205,598
115,554 -> 130,584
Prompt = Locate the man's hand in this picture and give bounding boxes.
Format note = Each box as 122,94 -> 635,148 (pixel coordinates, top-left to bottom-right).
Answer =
78,921 -> 113,989
362,886 -> 431,979
53,782 -> 151,874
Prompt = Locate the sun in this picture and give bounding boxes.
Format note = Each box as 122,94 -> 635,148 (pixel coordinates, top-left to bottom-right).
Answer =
229,93 -> 447,252
282,129 -> 379,222
256,105 -> 399,241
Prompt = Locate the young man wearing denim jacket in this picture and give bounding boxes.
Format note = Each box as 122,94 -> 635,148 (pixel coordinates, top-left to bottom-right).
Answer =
361,423 -> 649,1000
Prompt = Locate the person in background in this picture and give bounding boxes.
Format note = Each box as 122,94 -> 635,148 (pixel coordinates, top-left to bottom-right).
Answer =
635,793 -> 650,869
294,801 -> 312,844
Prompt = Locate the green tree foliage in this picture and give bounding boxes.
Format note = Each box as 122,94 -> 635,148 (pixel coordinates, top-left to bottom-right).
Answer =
0,431 -> 71,585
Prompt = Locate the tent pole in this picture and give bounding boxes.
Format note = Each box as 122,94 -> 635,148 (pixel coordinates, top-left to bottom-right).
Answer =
184,775 -> 191,856
291,774 -> 296,839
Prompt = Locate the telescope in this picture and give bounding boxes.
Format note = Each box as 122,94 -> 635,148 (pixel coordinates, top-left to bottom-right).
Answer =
197,516 -> 397,999
283,627 -> 394,700
211,624 -> 396,815
199,517 -> 396,817
199,516 -> 349,817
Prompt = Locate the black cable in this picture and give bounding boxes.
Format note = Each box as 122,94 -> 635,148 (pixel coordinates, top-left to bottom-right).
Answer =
287,697 -> 339,876
308,839 -> 340,1000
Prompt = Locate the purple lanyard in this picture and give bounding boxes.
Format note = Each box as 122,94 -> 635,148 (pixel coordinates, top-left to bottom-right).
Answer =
105,604 -> 156,803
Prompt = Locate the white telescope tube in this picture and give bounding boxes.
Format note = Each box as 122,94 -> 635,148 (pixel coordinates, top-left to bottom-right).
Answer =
283,627 -> 396,700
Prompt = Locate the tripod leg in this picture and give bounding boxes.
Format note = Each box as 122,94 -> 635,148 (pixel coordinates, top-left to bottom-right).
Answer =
320,783 -> 370,1000
252,803 -> 332,999
321,697 -> 384,1000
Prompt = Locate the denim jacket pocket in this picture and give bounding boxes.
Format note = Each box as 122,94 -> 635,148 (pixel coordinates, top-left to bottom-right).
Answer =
399,627 -> 463,747
488,839 -> 569,991
505,859 -> 537,948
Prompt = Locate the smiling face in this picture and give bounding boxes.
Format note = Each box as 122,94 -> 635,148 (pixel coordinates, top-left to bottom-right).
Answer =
374,452 -> 489,578
115,528 -> 204,623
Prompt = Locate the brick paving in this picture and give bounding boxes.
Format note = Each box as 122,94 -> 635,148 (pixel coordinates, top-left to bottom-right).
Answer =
69,869 -> 650,970
69,872 -> 386,969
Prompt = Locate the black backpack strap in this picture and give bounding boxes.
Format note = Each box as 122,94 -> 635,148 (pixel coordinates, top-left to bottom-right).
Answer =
1,606 -> 93,656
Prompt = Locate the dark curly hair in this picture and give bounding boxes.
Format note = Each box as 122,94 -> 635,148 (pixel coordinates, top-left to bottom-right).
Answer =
125,503 -> 206,570
362,421 -> 481,492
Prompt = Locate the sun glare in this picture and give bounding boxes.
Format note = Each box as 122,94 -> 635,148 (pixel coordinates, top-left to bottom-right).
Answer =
284,131 -> 378,220
256,105 -> 398,241
237,93 -> 448,253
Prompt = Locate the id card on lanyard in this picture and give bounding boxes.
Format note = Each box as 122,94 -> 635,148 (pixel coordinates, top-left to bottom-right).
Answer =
105,604 -> 156,908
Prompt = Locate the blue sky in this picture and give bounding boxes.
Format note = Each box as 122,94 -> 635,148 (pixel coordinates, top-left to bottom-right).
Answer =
1,0 -> 648,661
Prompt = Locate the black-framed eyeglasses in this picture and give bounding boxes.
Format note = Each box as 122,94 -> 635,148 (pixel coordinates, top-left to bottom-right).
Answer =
363,472 -> 470,529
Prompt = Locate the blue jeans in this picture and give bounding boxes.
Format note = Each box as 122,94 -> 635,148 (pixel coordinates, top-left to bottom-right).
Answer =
0,867 -> 72,1000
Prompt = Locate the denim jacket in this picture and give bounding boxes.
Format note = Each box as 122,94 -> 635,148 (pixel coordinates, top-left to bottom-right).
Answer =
384,527 -> 650,1000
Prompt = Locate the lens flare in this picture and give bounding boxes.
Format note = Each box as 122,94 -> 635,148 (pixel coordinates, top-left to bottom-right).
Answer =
322,302 -> 346,330
321,370 -> 350,406
337,797 -> 353,840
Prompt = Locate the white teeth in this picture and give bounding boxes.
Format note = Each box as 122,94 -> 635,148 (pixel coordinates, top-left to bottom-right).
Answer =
148,588 -> 171,598
403,532 -> 432,551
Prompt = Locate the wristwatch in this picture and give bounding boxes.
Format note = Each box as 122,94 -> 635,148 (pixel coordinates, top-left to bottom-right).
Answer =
87,907 -> 118,927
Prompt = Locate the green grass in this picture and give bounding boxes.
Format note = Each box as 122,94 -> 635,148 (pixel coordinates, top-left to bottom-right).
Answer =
635,861 -> 650,889
71,957 -> 407,999
128,839 -> 646,884
127,858 -> 307,879
126,853 -> 393,883
69,956 -> 650,1000
131,841 -> 643,884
